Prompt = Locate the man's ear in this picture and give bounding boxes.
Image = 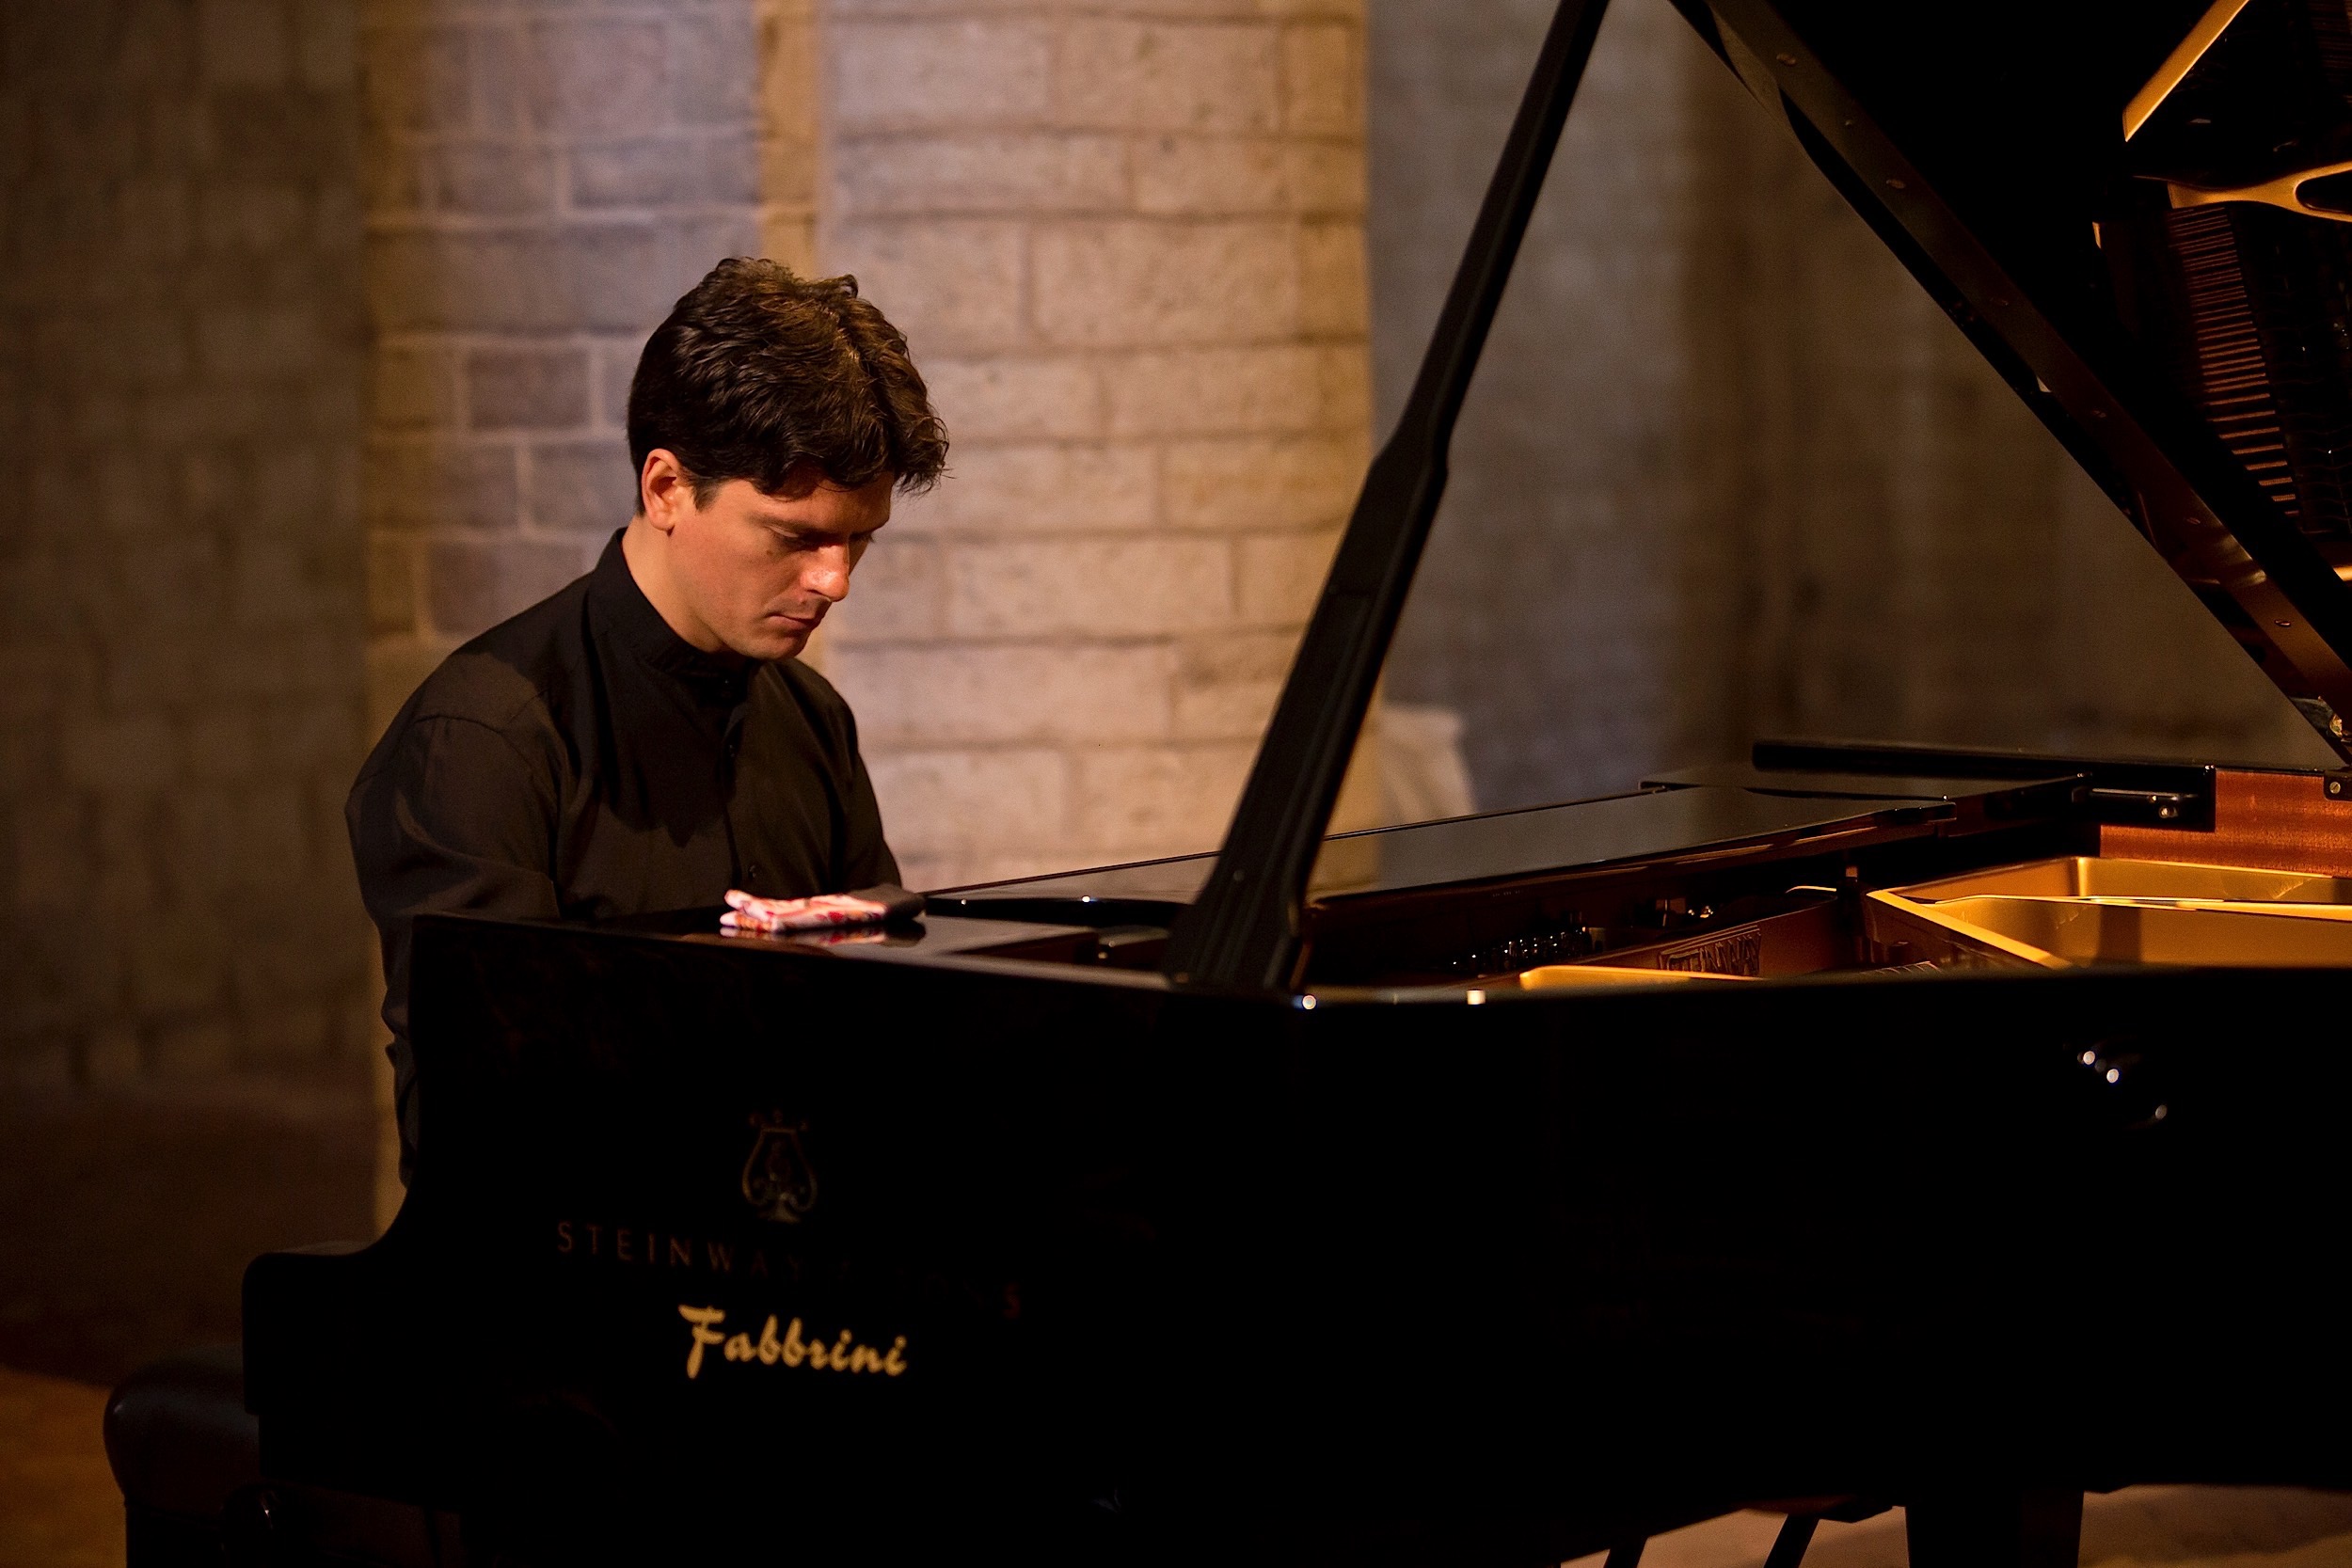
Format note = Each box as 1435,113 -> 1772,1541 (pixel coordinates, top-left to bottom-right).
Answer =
639,450 -> 693,534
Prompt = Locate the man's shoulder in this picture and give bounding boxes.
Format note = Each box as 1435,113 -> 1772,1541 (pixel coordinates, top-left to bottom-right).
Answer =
355,573 -> 596,799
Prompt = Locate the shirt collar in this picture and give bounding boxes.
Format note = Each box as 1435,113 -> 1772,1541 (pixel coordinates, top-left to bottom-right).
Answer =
587,530 -> 755,693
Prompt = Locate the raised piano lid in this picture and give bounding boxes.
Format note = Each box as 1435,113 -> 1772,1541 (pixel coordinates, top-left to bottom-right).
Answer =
1158,0 -> 2352,990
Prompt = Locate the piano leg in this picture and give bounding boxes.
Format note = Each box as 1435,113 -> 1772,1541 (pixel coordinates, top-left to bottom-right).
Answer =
1601,1539 -> 1645,1568
1905,1489 -> 2084,1568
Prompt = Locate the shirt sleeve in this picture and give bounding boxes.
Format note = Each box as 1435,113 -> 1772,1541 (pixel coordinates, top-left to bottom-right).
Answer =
346,714 -> 562,1171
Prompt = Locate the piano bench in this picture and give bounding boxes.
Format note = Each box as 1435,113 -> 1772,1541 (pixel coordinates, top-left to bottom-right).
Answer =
103,1344 -> 260,1565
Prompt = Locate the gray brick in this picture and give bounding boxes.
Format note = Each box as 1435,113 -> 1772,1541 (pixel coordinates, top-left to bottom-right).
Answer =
524,18 -> 670,135
570,134 -> 759,210
424,535 -> 591,641
367,224 -> 682,333
467,345 -> 591,432
424,139 -> 558,215
666,11 -> 756,129
524,437 -> 635,532
364,438 -> 520,532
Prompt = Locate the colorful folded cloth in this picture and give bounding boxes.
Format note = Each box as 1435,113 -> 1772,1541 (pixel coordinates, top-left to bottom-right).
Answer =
719,884 -> 925,935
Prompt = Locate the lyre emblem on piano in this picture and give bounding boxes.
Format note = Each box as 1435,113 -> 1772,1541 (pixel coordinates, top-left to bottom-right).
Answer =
742,1113 -> 818,1224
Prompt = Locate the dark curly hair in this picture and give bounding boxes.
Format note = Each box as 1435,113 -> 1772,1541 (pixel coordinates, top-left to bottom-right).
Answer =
627,258 -> 949,505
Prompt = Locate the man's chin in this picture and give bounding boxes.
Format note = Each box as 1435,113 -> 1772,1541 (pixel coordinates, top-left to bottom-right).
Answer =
739,621 -> 815,660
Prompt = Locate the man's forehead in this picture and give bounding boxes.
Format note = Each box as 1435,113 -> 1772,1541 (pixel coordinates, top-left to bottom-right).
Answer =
735,473 -> 893,530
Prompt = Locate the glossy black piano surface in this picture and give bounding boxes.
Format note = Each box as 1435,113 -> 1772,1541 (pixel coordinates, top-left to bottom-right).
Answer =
227,0 -> 2352,1562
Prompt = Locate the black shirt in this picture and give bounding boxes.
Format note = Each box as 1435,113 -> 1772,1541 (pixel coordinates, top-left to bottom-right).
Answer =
348,532 -> 897,1167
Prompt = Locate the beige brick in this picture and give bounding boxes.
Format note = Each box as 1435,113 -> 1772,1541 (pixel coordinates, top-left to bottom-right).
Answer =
295,2 -> 358,92
832,641 -> 1174,744
60,716 -> 177,794
1279,24 -> 1357,136
831,133 -> 1126,217
12,795 -> 86,910
367,637 -> 452,739
1132,137 -> 1289,214
1162,434 -> 1362,531
893,443 -> 1154,534
894,848 -> 1074,895
1128,141 -> 1359,219
371,342 -> 459,430
825,536 -> 946,644
828,219 -> 1026,355
1296,220 -> 1367,339
1235,526 -> 1338,625
1057,22 -> 1279,133
84,1025 -> 145,1090
361,24 -> 470,133
240,1002 -> 334,1065
467,345 -> 591,432
229,539 -> 346,628
133,916 -> 231,1019
151,1020 -> 237,1079
1072,742 -> 1254,852
866,748 -> 1068,854
196,305 -> 322,381
921,356 -> 1102,441
1106,344 -> 1327,436
1173,627 -> 1296,738
424,536 -> 589,641
829,21 -> 1055,132
1031,219 -> 1298,349
200,0 -> 292,87
946,537 -> 1232,637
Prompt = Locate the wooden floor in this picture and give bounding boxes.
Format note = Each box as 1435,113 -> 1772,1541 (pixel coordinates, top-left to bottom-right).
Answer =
1566,1492 -> 2352,1568
0,1367 -> 119,1568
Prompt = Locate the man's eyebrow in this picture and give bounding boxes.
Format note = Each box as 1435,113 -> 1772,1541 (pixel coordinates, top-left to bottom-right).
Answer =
761,516 -> 887,539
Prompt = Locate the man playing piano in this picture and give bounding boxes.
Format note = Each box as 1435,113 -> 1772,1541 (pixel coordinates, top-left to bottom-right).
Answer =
347,258 -> 947,1178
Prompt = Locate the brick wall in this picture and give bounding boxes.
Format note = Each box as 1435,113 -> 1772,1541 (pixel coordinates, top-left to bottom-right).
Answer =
359,0 -> 783,733
0,1 -> 373,1092
818,0 -> 1377,889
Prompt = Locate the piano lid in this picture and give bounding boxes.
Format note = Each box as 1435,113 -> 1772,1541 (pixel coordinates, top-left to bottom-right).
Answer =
1164,0 -> 2352,990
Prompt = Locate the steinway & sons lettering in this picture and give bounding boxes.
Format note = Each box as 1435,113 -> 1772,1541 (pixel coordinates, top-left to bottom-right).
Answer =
557,1218 -> 780,1279
676,1306 -> 910,1382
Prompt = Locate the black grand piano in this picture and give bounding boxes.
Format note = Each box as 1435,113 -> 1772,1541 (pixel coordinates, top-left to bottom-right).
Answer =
109,0 -> 2352,1562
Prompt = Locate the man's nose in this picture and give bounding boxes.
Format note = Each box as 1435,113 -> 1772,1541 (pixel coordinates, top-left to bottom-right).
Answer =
804,546 -> 852,602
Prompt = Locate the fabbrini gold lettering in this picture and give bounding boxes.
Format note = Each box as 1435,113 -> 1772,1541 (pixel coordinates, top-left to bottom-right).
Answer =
675,1306 -> 909,1382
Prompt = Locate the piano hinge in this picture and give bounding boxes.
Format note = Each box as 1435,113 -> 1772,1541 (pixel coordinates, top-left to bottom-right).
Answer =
2323,772 -> 2352,803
